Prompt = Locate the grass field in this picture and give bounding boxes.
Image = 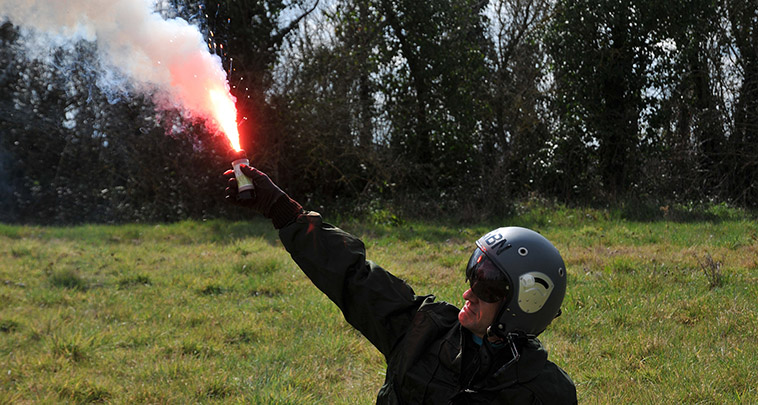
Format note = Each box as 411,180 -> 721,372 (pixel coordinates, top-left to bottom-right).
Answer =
1,205 -> 757,403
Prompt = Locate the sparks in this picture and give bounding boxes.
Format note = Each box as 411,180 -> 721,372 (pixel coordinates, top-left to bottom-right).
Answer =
208,87 -> 241,151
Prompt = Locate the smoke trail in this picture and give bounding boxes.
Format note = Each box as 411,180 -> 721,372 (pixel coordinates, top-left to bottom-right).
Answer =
0,0 -> 234,131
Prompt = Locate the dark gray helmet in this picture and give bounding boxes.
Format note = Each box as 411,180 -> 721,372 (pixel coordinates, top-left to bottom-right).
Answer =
466,227 -> 567,337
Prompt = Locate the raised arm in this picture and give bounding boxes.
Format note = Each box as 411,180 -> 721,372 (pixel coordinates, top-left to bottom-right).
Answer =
224,164 -> 426,356
279,212 -> 426,355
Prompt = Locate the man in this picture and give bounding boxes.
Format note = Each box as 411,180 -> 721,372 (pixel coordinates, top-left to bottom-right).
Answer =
224,165 -> 577,404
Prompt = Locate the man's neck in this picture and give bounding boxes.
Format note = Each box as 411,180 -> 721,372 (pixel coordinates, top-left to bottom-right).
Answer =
471,332 -> 506,349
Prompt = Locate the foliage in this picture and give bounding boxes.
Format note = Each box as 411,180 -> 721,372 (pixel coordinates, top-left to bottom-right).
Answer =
1,1 -> 758,224
545,0 -> 655,198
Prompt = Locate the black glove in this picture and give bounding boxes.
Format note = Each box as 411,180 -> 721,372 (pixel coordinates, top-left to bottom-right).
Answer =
223,165 -> 303,228
224,165 -> 284,216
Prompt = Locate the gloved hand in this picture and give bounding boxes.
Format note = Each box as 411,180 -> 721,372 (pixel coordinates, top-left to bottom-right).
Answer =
223,165 -> 286,218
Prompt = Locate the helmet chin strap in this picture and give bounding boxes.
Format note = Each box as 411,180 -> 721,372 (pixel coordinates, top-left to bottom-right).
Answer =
484,298 -> 522,368
486,296 -> 512,341
483,326 -> 521,376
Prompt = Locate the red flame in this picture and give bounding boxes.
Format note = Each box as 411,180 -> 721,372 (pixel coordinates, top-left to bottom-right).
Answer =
208,87 -> 241,151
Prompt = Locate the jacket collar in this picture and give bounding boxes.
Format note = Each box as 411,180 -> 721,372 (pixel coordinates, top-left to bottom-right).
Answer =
460,327 -> 548,391
490,336 -> 548,386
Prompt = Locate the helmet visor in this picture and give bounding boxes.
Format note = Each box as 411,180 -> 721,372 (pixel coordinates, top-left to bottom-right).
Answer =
465,248 -> 510,303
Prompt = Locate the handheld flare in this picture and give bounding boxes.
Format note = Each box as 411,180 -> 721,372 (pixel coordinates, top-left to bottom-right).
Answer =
231,149 -> 255,200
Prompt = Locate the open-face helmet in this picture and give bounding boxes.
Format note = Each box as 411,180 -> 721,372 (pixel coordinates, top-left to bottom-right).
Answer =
465,227 -> 566,337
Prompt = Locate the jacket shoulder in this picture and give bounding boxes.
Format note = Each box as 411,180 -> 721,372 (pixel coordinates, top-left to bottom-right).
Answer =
417,298 -> 460,324
523,360 -> 577,404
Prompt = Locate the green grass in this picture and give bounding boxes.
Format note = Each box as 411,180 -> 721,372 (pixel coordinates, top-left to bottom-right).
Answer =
1,207 -> 757,403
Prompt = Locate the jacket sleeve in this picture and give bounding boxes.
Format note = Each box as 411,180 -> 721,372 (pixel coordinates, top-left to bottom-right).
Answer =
279,211 -> 425,356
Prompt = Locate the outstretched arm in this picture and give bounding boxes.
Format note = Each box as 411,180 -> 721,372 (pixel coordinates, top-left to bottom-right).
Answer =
223,165 -> 424,356
279,211 -> 425,356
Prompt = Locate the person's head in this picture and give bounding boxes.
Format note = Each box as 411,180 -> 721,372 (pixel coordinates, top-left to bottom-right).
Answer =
458,227 -> 567,339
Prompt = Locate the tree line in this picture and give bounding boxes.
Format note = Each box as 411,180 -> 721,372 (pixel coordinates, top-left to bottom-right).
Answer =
1,0 -> 756,224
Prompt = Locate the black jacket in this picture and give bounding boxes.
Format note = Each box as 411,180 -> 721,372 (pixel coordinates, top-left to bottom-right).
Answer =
280,211 -> 577,404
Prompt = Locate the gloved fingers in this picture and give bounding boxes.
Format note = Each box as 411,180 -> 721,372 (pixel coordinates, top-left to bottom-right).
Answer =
222,164 -> 285,215
226,176 -> 239,190
238,164 -> 259,178
241,165 -> 280,192
225,175 -> 239,197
